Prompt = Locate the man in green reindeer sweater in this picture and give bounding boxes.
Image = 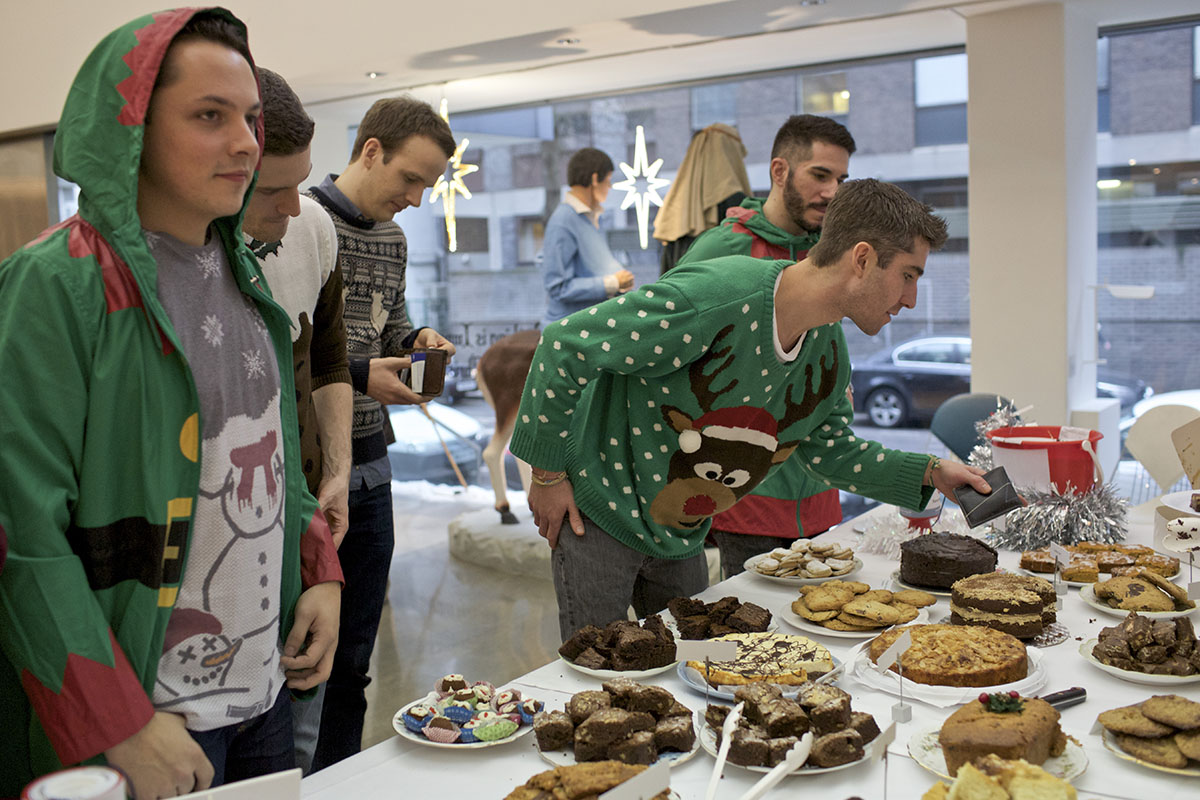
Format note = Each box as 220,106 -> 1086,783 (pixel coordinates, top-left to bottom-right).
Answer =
509,179 -> 990,639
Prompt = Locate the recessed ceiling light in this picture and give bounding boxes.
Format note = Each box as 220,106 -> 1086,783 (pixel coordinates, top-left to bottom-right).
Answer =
556,37 -> 581,46
799,0 -> 827,6
366,71 -> 385,79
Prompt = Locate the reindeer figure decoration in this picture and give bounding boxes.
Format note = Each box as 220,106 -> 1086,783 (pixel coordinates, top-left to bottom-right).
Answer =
649,324 -> 840,530
476,330 -> 540,523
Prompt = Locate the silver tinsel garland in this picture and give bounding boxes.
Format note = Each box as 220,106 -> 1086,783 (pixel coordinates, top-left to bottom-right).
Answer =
987,481 -> 1128,550
966,402 -> 1025,472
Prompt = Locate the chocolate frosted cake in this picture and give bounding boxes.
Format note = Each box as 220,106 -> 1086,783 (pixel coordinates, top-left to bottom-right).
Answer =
900,532 -> 997,589
950,572 -> 1056,639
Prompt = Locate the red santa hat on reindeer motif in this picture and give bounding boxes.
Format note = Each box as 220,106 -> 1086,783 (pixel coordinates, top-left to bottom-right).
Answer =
678,406 -> 780,454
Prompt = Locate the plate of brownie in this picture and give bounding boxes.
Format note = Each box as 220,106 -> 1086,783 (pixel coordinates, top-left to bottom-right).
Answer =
1080,642 -> 1200,685
697,683 -> 882,774
558,616 -> 678,678
663,596 -> 776,640
533,682 -> 702,769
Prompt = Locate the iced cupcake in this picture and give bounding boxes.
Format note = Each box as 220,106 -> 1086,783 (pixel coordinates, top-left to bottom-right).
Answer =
519,698 -> 544,726
400,703 -> 437,734
440,698 -> 475,724
474,714 -> 519,742
434,673 -> 469,698
422,715 -> 461,744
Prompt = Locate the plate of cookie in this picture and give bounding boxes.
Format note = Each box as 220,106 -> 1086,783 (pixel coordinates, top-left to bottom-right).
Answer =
779,581 -> 936,639
1079,581 -> 1197,620
1096,696 -> 1200,776
1079,638 -> 1200,685
744,539 -> 861,585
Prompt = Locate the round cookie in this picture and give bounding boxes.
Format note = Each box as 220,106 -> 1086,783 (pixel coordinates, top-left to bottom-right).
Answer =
842,598 -> 902,626
891,589 -> 937,608
1141,695 -> 1200,731
889,600 -> 920,624
806,584 -> 855,611
1098,706 -> 1176,738
842,581 -> 871,595
792,597 -> 838,622
860,589 -> 894,604
1114,733 -> 1189,768
824,616 -> 878,631
1176,729 -> 1200,760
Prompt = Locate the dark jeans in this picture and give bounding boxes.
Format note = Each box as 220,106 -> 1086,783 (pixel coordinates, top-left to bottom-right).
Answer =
190,687 -> 294,785
710,529 -> 795,579
312,482 -> 394,770
551,515 -> 709,641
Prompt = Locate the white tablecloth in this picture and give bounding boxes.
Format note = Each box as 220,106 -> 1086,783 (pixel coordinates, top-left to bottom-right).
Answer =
302,503 -> 1197,800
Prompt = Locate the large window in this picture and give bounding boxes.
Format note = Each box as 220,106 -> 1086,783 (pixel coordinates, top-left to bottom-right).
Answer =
798,72 -> 849,128
914,53 -> 967,146
1098,36 -> 1111,133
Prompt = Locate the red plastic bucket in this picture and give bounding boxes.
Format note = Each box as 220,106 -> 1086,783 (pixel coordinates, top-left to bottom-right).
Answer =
986,425 -> 1103,495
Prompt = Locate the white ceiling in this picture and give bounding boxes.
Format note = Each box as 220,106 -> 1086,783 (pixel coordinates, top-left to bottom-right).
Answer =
2,0 -> 1197,136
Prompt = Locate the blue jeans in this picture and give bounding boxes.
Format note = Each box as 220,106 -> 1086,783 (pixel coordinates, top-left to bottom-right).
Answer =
311,482 -> 394,770
190,687 -> 294,785
551,515 -> 709,641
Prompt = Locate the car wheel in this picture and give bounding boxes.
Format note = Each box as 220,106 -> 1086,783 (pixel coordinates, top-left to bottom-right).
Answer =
866,387 -> 907,428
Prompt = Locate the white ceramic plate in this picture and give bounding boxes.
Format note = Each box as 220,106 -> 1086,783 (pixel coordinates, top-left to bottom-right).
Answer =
907,727 -> 1087,781
537,709 -> 703,768
392,693 -> 535,749
1078,638 -> 1200,685
1159,490 -> 1199,517
888,570 -> 954,597
744,555 -> 863,586
1098,728 -> 1200,776
558,655 -> 677,680
1078,584 -> 1197,620
698,720 -> 879,774
777,602 -> 930,640
675,656 -> 841,701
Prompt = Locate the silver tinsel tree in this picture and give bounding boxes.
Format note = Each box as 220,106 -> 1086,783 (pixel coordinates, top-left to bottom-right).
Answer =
966,401 -> 1025,472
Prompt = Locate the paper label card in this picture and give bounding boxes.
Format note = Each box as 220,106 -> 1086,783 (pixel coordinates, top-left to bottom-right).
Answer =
1049,542 -> 1070,568
675,640 -> 737,662
600,760 -> 669,800
1171,417 -> 1200,489
1189,581 -> 1199,601
877,630 -> 912,672
871,722 -> 898,763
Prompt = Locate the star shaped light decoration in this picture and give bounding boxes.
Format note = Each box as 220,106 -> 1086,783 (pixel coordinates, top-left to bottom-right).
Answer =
429,99 -> 479,253
613,125 -> 671,249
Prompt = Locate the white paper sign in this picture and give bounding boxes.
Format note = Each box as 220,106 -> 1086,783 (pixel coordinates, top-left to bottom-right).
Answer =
1189,581 -> 1199,601
876,630 -> 912,672
870,722 -> 898,763
600,760 -> 669,800
675,640 -> 738,662
1049,542 -> 1070,566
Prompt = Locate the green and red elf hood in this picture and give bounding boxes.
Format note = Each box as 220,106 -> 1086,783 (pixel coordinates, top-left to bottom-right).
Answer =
53,6 -> 262,305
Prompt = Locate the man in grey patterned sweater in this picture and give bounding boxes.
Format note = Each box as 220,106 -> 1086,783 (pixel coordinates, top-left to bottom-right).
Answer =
306,96 -> 455,769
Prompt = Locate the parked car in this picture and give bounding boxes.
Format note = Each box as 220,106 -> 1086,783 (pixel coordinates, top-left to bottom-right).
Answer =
387,401 -> 488,483
850,336 -> 1153,428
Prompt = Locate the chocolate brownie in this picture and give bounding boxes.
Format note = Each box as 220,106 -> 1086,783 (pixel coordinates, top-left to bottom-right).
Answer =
533,710 -> 574,750
576,708 -> 637,747
567,691 -> 611,725
767,736 -> 801,767
727,728 -> 770,767
676,615 -> 711,639
668,597 -> 707,619
759,698 -> 810,738
653,715 -> 696,752
849,711 -> 881,745
809,729 -> 865,768
559,625 -> 604,661
626,685 -> 674,716
607,730 -> 656,765
573,647 -> 609,671
810,696 -> 852,736
727,602 -> 772,633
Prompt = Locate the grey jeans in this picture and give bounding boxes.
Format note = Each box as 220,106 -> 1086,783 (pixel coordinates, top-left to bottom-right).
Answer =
551,515 -> 709,641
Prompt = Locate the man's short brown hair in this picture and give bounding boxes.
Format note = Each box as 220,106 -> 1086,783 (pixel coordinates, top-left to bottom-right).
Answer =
808,178 -> 948,268
566,147 -> 614,187
153,11 -> 251,93
350,96 -> 455,162
258,68 -> 314,157
770,114 -> 856,165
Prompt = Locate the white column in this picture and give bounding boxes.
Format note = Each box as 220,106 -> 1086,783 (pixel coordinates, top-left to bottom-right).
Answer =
966,2 -> 1105,428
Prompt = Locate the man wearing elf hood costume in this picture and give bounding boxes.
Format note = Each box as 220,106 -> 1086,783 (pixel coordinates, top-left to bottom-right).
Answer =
676,114 -> 857,577
0,8 -> 343,796
511,179 -> 991,639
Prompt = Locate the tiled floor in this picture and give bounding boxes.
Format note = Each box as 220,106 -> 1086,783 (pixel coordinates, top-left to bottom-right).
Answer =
359,482 -> 560,750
